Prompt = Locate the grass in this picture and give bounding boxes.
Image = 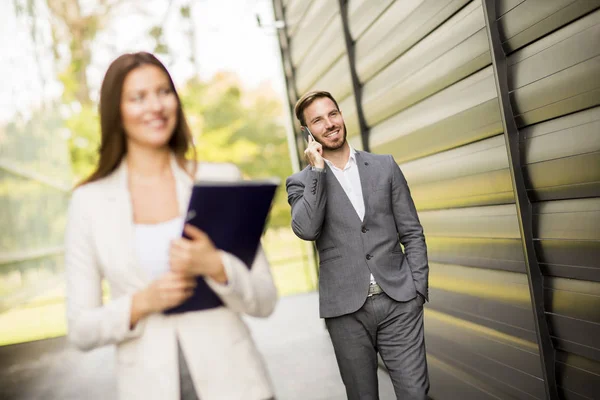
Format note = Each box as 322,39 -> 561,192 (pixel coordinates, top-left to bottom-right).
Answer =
262,227 -> 318,295
0,227 -> 317,346
0,284 -> 67,346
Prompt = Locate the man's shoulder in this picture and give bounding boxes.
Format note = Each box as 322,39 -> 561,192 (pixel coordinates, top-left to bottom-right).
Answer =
356,150 -> 393,165
286,166 -> 311,185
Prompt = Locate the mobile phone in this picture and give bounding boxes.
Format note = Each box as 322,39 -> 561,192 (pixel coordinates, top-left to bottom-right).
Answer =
301,126 -> 315,143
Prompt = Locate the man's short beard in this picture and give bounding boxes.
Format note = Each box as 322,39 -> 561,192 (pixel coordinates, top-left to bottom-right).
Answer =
319,122 -> 347,151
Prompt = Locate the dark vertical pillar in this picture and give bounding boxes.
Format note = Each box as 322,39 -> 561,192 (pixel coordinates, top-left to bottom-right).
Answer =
273,0 -> 319,286
338,0 -> 370,151
481,1 -> 558,399
273,0 -> 302,171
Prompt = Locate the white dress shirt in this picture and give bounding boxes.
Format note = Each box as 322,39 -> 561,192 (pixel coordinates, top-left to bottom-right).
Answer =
134,216 -> 184,280
324,148 -> 376,285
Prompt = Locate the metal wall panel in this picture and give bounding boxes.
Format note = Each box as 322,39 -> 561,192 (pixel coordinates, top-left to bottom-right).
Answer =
355,0 -> 471,83
425,306 -> 545,399
307,55 -> 353,100
362,1 -> 491,126
402,135 -> 513,210
348,0 -> 394,40
522,107 -> 600,202
294,13 -> 346,94
427,355 -> 518,399
274,0 -> 600,397
290,0 -> 338,65
556,351 -> 600,400
427,236 -> 525,272
500,1 -> 600,398
285,0 -> 316,37
369,66 -> 503,163
507,9 -> 600,127
419,204 -> 521,238
497,0 -> 600,52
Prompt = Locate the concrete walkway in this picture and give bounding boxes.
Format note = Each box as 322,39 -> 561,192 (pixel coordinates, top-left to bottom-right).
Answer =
0,292 -> 396,400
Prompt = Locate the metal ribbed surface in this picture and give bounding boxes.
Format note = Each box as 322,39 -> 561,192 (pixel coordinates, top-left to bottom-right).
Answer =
274,0 -> 600,397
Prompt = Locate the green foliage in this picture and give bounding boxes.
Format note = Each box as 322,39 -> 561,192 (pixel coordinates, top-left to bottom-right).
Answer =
57,65 -> 79,105
149,26 -> 163,39
179,73 -> 292,227
180,5 -> 191,18
1,105 -> 73,182
65,104 -> 101,183
63,72 -> 292,227
154,42 -> 170,55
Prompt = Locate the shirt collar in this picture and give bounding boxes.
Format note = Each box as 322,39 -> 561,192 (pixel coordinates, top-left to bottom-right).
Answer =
324,146 -> 356,169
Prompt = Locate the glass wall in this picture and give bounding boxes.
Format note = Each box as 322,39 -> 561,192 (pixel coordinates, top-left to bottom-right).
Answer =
0,107 -> 73,345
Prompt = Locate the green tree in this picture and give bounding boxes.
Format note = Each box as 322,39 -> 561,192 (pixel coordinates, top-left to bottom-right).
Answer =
21,0 -> 293,227
180,73 -> 292,228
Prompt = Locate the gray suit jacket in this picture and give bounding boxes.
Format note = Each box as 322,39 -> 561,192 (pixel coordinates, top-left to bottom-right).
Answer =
286,151 -> 428,318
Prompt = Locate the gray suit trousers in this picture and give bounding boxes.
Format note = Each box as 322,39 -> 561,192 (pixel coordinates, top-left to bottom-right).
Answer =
325,293 -> 429,400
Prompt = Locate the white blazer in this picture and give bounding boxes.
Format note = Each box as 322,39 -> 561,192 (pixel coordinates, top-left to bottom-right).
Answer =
65,155 -> 278,400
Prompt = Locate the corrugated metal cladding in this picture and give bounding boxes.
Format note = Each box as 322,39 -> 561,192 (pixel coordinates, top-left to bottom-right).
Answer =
274,0 -> 600,398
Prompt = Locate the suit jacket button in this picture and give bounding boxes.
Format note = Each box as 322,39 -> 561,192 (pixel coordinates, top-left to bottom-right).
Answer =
366,254 -> 372,260
361,227 -> 367,233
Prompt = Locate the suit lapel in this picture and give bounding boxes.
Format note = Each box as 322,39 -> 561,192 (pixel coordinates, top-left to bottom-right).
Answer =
355,151 -> 373,223
324,163 -> 362,223
105,160 -> 150,285
105,155 -> 193,286
324,151 -> 375,224
169,154 -> 193,217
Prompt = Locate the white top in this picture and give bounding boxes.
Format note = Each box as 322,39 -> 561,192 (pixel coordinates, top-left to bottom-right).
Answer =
324,147 -> 376,285
134,216 -> 185,280
324,147 -> 365,221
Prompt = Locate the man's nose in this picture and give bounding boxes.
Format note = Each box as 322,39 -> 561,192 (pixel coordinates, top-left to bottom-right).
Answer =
324,118 -> 334,128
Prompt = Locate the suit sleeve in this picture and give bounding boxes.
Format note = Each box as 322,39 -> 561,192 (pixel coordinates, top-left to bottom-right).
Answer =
204,165 -> 278,317
286,169 -> 328,241
65,189 -> 145,351
206,246 -> 277,317
389,155 -> 429,300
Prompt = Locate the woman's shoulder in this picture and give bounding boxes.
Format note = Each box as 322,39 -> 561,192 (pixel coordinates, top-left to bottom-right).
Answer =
73,172 -> 118,196
69,168 -> 124,211
71,179 -> 104,200
68,181 -> 106,219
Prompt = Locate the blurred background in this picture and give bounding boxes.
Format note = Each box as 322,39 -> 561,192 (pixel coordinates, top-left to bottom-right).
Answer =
274,0 -> 599,398
0,0 -> 318,348
1,0 -> 600,399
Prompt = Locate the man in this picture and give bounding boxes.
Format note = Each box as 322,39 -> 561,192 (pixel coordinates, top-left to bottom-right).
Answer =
286,90 -> 429,399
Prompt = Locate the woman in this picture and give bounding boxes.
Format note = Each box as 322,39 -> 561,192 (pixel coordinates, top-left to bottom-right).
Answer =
65,52 -> 277,400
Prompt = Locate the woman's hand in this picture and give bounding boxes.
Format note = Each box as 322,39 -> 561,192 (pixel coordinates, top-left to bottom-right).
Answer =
169,224 -> 228,284
130,271 -> 196,327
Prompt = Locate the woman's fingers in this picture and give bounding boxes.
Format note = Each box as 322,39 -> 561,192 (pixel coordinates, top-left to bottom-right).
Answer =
183,224 -> 208,241
170,238 -> 191,251
148,271 -> 198,311
158,285 -> 195,308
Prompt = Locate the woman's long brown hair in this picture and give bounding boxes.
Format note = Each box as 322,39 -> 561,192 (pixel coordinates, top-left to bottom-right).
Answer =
78,52 -> 196,186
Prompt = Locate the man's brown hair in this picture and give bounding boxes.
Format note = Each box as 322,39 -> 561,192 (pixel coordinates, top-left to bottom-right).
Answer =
294,90 -> 340,126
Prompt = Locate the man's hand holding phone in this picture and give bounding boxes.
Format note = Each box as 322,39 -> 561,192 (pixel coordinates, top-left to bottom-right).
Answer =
302,127 -> 325,169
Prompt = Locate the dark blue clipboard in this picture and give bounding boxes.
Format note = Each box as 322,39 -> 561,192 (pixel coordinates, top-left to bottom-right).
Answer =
164,179 -> 279,314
